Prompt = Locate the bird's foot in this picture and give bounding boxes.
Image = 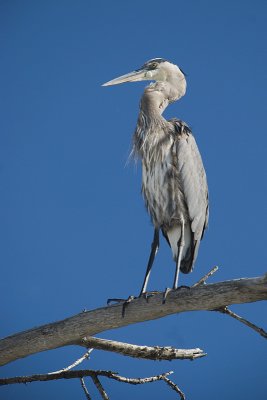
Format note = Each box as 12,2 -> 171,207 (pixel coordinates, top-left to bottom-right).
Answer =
162,287 -> 172,304
162,285 -> 190,304
140,290 -> 161,302
178,285 -> 190,290
107,290 -> 161,317
107,295 -> 136,318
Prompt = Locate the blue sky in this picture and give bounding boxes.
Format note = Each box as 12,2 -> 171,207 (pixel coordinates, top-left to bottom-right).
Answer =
0,1 -> 266,399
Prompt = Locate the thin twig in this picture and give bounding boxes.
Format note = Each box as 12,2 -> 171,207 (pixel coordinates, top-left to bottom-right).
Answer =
91,374 -> 109,400
80,336 -> 206,360
163,376 -> 186,400
0,369 -> 184,397
216,306 -> 267,339
0,369 -> 172,386
80,378 -> 92,400
49,349 -> 93,374
192,266 -> 219,288
0,370 -> 113,385
108,370 -> 173,384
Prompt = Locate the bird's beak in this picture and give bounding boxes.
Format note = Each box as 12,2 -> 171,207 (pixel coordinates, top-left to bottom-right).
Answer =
102,68 -> 147,86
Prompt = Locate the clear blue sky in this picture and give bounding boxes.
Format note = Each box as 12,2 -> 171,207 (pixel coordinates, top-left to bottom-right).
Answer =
1,1 -> 267,399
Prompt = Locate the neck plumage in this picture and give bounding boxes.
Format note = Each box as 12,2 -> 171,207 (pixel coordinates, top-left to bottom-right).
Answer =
141,74 -> 186,115
131,77 -> 186,159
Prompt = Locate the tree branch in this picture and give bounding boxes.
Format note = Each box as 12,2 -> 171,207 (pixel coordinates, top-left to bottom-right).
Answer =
0,369 -> 185,399
0,274 -> 266,366
0,369 -> 172,386
215,306 -> 267,338
191,266 -> 219,287
162,376 -> 186,400
0,370 -> 117,385
49,349 -> 93,374
80,378 -> 92,400
91,374 -> 109,400
79,337 -> 206,360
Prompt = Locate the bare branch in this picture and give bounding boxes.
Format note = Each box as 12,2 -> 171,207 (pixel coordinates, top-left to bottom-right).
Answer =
191,266 -> 219,287
215,306 -> 267,339
107,370 -> 174,384
79,336 -> 206,360
0,274 -> 266,366
0,370 -> 119,385
0,368 -> 186,400
80,378 -> 92,400
49,349 -> 93,374
162,376 -> 186,400
91,374 -> 109,400
0,369 -> 176,389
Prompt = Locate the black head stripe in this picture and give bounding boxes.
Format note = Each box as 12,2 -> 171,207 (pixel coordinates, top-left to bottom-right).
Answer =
142,58 -> 167,70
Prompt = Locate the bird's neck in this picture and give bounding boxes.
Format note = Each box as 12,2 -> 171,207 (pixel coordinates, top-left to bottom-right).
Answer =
140,78 -> 186,118
131,77 -> 186,159
132,87 -> 168,160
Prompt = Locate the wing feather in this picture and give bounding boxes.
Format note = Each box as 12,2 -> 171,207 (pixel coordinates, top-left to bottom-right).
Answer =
174,122 -> 209,239
171,119 -> 209,270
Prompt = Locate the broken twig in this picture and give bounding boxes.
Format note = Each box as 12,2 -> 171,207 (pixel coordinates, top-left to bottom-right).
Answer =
192,266 -> 219,288
215,306 -> 267,339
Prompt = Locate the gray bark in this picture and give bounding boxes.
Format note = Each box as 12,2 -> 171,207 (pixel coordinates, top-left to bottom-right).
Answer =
0,274 -> 266,366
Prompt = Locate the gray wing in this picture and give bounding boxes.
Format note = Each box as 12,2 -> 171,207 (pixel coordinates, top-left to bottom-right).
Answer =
173,120 -> 209,268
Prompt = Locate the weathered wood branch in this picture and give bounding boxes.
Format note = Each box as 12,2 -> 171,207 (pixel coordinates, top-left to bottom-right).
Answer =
0,369 -> 185,399
0,274 -> 266,367
0,358 -> 185,399
50,349 -> 93,374
79,337 -> 206,360
215,306 -> 267,338
0,369 -> 173,385
80,377 -> 92,400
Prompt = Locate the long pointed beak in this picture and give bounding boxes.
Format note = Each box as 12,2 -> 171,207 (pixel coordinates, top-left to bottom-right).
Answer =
102,68 -> 147,86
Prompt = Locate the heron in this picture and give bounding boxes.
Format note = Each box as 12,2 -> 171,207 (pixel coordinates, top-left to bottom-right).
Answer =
103,58 -> 209,299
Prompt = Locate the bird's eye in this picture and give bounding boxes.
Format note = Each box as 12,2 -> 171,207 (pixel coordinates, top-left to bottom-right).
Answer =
150,62 -> 158,69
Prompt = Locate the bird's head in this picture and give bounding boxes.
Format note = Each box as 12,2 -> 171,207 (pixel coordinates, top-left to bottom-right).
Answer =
102,58 -> 186,92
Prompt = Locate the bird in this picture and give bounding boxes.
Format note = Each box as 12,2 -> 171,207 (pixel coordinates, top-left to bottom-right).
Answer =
103,58 -> 209,298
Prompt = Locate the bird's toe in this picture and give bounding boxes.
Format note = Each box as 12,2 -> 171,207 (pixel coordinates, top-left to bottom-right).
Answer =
162,287 -> 172,303
107,296 -> 137,318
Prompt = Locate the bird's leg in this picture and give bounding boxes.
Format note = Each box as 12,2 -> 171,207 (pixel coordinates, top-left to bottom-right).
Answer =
163,220 -> 185,303
107,229 -> 159,317
139,228 -> 159,297
173,219 -> 185,290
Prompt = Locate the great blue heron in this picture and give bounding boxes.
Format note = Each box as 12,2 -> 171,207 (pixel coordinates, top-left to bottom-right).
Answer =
103,58 -> 209,298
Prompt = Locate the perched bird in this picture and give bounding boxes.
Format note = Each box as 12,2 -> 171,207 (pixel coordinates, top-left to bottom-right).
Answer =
103,58 -> 209,297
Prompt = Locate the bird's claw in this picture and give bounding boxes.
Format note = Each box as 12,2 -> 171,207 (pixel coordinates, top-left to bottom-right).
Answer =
140,290 -> 160,302
107,290 -> 160,317
122,295 -> 136,317
163,285 -> 190,303
107,295 -> 136,318
162,287 -> 172,303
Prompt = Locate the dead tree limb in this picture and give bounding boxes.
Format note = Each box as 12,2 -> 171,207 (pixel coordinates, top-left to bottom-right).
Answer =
0,369 -> 165,385
0,369 -> 180,394
80,378 -> 92,400
0,369 -> 185,400
215,306 -> 267,338
79,337 -> 205,360
0,274 -> 266,366
49,349 -> 93,374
